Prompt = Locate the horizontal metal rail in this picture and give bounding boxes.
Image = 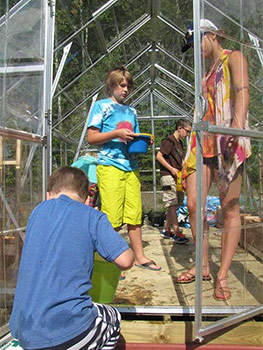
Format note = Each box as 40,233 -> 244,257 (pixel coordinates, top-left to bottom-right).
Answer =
117,305 -> 261,316
194,122 -> 263,140
0,227 -> 26,236
0,127 -> 46,144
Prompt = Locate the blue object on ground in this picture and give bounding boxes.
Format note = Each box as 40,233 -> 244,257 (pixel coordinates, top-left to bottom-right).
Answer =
177,196 -> 220,228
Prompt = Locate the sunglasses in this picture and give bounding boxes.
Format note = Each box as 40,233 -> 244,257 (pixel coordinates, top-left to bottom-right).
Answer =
183,127 -> 191,134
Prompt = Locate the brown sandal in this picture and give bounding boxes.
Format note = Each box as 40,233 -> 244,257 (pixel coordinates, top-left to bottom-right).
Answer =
175,271 -> 212,284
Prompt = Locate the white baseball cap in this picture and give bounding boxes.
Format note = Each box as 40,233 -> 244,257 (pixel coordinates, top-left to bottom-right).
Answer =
200,19 -> 218,32
182,19 -> 218,53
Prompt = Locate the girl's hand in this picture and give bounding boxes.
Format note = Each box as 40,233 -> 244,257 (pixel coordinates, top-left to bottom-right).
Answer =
226,135 -> 237,148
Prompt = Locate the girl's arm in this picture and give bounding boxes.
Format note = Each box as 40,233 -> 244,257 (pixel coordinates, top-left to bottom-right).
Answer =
228,50 -> 249,129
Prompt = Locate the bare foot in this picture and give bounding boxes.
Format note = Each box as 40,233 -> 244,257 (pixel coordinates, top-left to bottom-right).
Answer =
120,271 -> 126,280
134,258 -> 161,270
213,277 -> 231,301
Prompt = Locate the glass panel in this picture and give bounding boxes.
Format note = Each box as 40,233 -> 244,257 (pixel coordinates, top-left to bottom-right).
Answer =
187,0 -> 263,338
0,0 -> 45,133
0,0 -> 46,330
0,136 -> 43,327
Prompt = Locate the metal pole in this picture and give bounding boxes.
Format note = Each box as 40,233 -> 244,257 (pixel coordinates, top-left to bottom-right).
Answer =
259,151 -> 263,219
51,42 -> 72,98
150,92 -> 157,211
43,0 -> 56,196
193,0 -> 204,342
73,93 -> 98,162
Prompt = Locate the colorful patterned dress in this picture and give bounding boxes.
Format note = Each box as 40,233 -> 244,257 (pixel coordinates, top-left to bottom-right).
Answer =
182,49 -> 251,192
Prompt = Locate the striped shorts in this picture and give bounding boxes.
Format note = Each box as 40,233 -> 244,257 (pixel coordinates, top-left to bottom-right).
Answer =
24,304 -> 121,350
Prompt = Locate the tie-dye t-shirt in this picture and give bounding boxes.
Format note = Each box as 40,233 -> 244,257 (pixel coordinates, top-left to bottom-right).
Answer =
88,98 -> 140,171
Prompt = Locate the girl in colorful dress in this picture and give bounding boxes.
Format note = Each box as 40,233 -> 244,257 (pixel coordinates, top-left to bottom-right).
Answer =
176,19 -> 251,301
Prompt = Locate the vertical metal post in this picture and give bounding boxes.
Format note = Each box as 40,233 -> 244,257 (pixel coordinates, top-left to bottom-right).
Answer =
52,42 -> 72,98
193,0 -> 204,341
43,0 -> 56,199
259,151 -> 263,219
150,92 -> 157,211
73,93 -> 98,162
1,1 -> 9,127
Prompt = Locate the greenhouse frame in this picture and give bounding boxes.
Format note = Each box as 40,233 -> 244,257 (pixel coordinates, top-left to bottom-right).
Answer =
0,0 -> 263,346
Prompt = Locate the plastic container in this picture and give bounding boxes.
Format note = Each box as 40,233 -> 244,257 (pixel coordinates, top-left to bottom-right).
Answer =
89,252 -> 121,303
128,133 -> 154,154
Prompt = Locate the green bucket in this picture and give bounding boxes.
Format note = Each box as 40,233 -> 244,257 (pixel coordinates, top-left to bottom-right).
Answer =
90,252 -> 121,303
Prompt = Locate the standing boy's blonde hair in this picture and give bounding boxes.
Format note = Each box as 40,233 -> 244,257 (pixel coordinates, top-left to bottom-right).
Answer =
106,67 -> 133,95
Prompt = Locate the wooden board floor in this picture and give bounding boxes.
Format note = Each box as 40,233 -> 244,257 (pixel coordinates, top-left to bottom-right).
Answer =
112,220 -> 263,346
117,319 -> 263,348
113,221 -> 263,307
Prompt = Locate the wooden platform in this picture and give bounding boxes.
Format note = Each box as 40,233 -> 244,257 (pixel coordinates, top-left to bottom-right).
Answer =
113,221 -> 263,308
112,220 -> 263,347
117,319 -> 263,349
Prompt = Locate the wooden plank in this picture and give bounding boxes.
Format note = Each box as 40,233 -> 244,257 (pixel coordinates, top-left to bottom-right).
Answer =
114,223 -> 263,307
119,320 -> 263,346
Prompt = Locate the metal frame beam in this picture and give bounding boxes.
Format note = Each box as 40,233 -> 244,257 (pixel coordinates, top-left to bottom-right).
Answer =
156,44 -> 194,74
153,89 -> 191,118
155,78 -> 194,111
131,89 -> 151,108
54,0 -> 119,53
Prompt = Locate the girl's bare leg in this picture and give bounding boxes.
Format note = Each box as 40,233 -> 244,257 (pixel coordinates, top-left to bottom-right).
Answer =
214,172 -> 242,299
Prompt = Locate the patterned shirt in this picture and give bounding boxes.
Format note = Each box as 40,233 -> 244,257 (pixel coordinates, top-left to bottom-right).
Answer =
88,98 -> 140,171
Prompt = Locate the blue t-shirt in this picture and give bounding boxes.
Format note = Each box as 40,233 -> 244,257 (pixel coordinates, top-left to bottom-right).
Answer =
88,98 -> 140,171
9,195 -> 129,349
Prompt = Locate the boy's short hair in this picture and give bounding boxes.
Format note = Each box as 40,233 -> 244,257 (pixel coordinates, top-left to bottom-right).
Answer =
175,118 -> 192,130
106,67 -> 133,95
47,166 -> 89,200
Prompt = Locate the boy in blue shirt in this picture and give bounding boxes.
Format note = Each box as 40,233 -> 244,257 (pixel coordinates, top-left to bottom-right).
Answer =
87,67 -> 161,275
9,166 -> 134,350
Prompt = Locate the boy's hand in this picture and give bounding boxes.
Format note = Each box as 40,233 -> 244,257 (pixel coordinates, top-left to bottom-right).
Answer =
170,167 -> 179,178
117,128 -> 135,141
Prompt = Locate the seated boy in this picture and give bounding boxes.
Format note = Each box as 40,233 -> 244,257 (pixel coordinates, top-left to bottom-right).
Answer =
9,166 -> 134,350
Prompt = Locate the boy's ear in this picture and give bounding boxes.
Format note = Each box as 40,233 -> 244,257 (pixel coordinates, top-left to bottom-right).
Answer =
46,192 -> 51,200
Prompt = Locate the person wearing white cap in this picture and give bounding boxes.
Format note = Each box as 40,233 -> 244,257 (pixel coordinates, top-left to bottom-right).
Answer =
176,20 -> 251,301
182,19 -> 218,53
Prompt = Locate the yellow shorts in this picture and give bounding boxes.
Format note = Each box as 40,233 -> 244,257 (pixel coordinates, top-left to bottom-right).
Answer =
97,165 -> 142,228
